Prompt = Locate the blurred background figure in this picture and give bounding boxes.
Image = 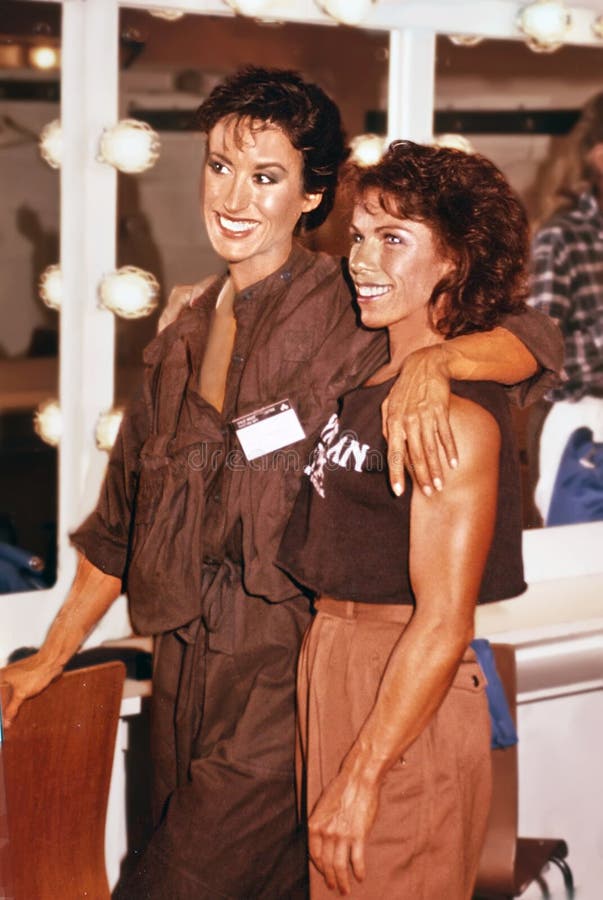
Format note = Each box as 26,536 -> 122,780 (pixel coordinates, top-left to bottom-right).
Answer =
528,91 -> 603,526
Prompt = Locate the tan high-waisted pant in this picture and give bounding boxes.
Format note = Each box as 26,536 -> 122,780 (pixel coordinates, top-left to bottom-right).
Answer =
296,598 -> 492,900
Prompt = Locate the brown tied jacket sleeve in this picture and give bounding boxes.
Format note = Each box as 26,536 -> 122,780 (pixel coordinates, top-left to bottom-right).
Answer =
69,295 -> 219,608
500,306 -> 564,405
70,383 -> 150,584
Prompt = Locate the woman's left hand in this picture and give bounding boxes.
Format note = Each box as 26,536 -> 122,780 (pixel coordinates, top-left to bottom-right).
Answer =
308,768 -> 380,895
157,274 -> 217,333
382,344 -> 457,498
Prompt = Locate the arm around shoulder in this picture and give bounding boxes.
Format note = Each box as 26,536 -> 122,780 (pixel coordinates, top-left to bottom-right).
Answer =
383,329 -> 519,493
158,274 -> 219,334
499,306 -> 564,405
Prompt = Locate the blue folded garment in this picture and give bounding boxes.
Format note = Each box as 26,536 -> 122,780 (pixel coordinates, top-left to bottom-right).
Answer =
470,638 -> 519,749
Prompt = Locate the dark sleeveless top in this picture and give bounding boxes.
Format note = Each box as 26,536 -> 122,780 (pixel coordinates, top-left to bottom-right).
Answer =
278,379 -> 526,605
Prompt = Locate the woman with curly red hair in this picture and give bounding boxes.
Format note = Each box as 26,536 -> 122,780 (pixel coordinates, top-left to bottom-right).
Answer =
279,141 -> 529,899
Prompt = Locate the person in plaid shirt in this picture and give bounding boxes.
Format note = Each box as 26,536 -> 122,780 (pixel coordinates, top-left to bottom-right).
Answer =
528,91 -> 603,523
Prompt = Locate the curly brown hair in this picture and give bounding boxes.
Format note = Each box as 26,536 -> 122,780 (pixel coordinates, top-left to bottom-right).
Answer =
195,66 -> 349,232
345,140 -> 529,338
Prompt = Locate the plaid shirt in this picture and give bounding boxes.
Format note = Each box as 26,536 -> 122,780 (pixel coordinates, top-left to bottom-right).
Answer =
528,191 -> 603,401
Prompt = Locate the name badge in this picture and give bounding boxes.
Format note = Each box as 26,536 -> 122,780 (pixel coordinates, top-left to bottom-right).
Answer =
232,399 -> 305,461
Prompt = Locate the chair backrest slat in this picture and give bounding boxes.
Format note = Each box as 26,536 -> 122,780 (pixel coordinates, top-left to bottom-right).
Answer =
0,661 -> 125,900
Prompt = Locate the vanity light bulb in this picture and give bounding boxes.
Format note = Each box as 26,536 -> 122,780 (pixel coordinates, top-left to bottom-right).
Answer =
319,0 -> 374,26
525,36 -> 561,53
349,133 -> 386,167
224,0 -> 279,16
96,408 -> 124,452
433,133 -> 475,154
29,45 -> 59,70
34,399 -> 62,448
39,118 -> 62,169
98,119 -> 160,174
448,34 -> 484,47
592,15 -> 603,39
517,0 -> 571,52
99,266 -> 160,319
148,8 -> 186,20
38,264 -> 62,311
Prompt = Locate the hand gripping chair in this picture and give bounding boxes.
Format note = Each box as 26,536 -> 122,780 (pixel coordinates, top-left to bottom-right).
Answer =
473,644 -> 574,899
0,661 -> 126,900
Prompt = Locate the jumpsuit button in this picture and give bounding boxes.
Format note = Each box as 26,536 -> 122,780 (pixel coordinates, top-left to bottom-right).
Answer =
204,557 -> 220,566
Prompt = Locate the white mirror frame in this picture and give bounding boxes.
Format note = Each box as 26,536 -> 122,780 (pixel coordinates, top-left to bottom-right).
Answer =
2,0 -> 602,668
0,0 -> 127,658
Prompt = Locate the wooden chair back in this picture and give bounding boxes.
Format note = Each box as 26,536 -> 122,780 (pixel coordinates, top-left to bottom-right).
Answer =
0,661 -> 125,900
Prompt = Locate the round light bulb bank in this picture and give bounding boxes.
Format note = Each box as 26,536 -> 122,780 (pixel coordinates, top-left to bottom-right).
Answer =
319,0 -> 374,26
349,133 -> 386,167
148,8 -> 185,20
34,399 -> 62,448
225,0 -> 278,15
39,119 -> 62,169
517,0 -> 571,52
448,34 -> 484,47
96,408 -> 125,452
525,36 -> 561,53
98,119 -> 161,174
29,45 -> 59,70
38,264 -> 63,311
99,266 -> 160,319
433,133 -> 475,154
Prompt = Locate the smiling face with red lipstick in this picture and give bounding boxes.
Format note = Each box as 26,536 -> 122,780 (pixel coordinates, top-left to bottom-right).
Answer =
203,116 -> 322,292
349,190 -> 453,356
344,141 -> 531,374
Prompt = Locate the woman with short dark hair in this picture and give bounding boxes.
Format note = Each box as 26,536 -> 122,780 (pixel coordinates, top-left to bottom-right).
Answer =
195,65 -> 350,232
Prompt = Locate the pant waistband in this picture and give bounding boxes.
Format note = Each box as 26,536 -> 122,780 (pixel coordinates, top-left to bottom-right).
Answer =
316,596 -> 414,624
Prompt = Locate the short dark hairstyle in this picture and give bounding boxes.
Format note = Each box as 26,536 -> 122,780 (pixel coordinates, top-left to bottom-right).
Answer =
195,66 -> 349,231
345,141 -> 529,337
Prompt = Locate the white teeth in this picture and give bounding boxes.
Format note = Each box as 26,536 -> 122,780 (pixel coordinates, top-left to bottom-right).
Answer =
356,284 -> 390,298
219,215 -> 258,234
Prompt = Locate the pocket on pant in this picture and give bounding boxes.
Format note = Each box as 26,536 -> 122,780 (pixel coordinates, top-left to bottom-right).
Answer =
450,657 -> 486,694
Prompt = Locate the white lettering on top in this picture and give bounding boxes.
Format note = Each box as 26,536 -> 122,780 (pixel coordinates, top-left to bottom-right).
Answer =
304,413 -> 370,498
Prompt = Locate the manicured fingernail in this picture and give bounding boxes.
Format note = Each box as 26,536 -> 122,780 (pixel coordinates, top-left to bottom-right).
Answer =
422,485 -> 433,497
393,482 -> 403,497
434,477 -> 443,492
450,458 -> 458,469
